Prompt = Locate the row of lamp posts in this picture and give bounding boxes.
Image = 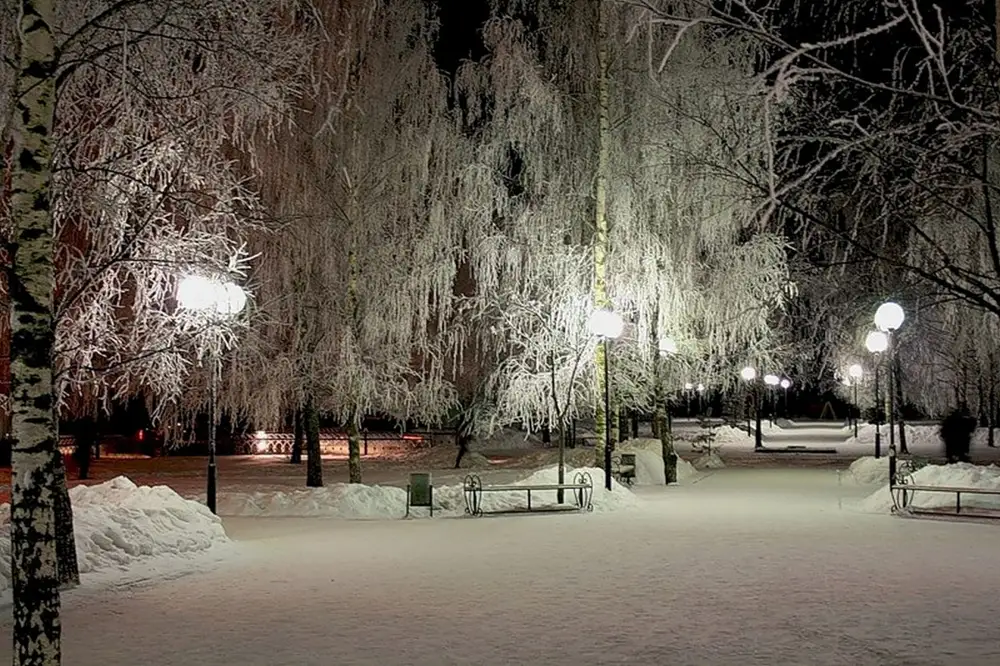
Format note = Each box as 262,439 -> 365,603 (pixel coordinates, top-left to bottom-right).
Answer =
851,302 -> 904,478
740,367 -> 792,450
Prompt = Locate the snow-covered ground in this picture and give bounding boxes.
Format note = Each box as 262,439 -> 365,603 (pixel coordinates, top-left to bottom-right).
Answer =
4,467 -> 1000,665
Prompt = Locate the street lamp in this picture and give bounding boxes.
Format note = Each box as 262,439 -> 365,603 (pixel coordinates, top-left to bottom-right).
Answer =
874,301 -> 906,463
779,378 -> 792,417
740,366 -> 762,449
848,363 -> 863,438
589,308 -> 623,491
865,330 -> 888,459
763,374 -> 779,427
177,275 -> 248,514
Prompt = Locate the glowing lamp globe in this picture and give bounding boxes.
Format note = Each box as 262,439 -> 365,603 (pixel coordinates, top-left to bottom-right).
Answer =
779,378 -> 791,390
763,374 -> 780,386
658,335 -> 677,356
848,363 -> 864,380
874,302 -> 905,332
684,382 -> 694,391
740,366 -> 757,382
177,275 -> 247,316
588,309 -> 624,340
865,330 -> 888,353
696,383 -> 705,393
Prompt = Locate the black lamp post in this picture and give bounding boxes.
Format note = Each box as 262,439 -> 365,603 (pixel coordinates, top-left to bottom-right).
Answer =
865,331 -> 888,459
589,309 -> 623,491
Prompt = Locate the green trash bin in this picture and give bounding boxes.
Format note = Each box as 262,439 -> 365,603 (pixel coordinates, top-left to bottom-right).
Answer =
406,472 -> 434,517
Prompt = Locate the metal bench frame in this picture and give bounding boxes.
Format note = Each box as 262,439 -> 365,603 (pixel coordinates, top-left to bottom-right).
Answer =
891,462 -> 1000,518
463,472 -> 594,516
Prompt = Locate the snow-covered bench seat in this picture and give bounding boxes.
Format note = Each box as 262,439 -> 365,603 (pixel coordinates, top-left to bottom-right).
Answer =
462,472 -> 593,517
891,468 -> 1000,517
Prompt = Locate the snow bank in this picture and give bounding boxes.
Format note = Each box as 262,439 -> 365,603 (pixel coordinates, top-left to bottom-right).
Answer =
0,476 -> 228,594
220,465 -> 640,518
479,429 -> 545,451
218,483 -> 407,519
617,438 -> 698,484
848,456 -> 891,485
692,452 -> 726,470
860,463 -> 1000,513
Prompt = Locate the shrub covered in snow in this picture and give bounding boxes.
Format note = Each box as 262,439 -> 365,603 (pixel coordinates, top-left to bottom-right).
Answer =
0,476 -> 228,594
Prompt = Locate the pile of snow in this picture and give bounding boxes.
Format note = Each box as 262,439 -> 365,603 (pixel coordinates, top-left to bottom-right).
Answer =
218,483 -> 407,519
0,476 -> 228,594
848,456 -> 891,485
692,452 -> 726,470
859,462 -> 1000,513
220,465 -> 640,518
617,438 -> 698,484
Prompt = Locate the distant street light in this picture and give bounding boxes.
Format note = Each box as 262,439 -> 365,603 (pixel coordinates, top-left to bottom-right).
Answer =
178,275 -> 248,514
589,308 -> 623,491
874,302 -> 905,333
740,366 -> 762,449
865,330 -> 888,458
779,378 -> 792,418
763,374 -> 779,426
848,363 -> 864,438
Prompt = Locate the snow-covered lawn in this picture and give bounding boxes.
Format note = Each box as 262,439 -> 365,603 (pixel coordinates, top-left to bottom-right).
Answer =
4,468 -> 1000,665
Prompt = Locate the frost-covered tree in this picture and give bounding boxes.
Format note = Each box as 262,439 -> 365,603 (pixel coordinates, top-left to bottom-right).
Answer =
450,2 -> 789,474
226,0 -> 460,483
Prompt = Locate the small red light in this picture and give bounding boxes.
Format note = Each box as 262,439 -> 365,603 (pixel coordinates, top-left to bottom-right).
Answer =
137,430 -> 144,441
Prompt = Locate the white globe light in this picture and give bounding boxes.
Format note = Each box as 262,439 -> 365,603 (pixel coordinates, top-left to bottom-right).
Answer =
874,302 -> 905,332
696,383 -> 705,393
865,330 -> 888,353
588,309 -> 624,339
177,275 -> 248,316
779,378 -> 791,390
217,282 -> 248,315
848,363 -> 864,379
740,366 -> 757,382
658,335 -> 677,356
683,382 -> 694,391
763,374 -> 780,386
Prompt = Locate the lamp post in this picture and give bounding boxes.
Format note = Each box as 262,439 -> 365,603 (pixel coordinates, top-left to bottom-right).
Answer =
589,308 -> 623,491
658,335 -> 677,440
763,374 -> 779,426
848,363 -> 864,438
875,301 -> 906,462
779,378 -> 792,417
177,275 -> 248,514
741,366 -> 762,450
865,330 -> 888,459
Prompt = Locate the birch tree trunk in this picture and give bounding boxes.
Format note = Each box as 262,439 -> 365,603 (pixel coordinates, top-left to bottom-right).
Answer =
52,451 -> 79,589
9,0 -> 62,662
346,414 -> 362,483
304,396 -> 322,487
653,357 -> 677,484
592,0 -> 611,469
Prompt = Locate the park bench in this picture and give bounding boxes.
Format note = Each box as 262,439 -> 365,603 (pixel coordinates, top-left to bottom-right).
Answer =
462,472 -> 594,516
612,452 -> 636,486
890,462 -> 1000,518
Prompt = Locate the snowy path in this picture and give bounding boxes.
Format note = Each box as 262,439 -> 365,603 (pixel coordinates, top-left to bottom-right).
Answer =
4,469 -> 1000,665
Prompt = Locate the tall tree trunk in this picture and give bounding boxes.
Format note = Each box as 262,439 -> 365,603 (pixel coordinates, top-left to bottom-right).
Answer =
347,414 -> 362,483
990,355 -> 997,447
73,415 -> 96,480
304,396 -> 322,487
592,0 -> 611,469
9,0 -> 62,661
893,351 -> 908,453
653,357 -> 677,484
52,452 -> 79,589
290,406 -> 303,463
